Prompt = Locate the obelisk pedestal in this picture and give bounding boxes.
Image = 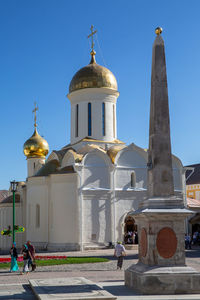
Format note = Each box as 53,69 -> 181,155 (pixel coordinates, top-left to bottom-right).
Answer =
125,28 -> 200,295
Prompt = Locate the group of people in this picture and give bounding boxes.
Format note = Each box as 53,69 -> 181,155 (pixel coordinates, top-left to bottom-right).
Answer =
9,240 -> 35,274
124,230 -> 138,244
185,231 -> 200,249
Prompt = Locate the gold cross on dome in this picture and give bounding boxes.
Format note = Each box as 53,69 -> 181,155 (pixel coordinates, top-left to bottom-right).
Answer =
88,25 -> 97,52
32,102 -> 38,129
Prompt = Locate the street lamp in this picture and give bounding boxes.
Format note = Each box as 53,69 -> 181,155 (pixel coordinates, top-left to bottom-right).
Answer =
10,180 -> 18,244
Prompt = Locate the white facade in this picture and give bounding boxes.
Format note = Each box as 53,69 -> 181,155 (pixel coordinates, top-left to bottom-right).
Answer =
27,157 -> 45,177
15,141 -> 184,251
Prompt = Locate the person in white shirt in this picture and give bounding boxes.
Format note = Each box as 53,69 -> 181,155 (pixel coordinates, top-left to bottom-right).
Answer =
114,241 -> 126,270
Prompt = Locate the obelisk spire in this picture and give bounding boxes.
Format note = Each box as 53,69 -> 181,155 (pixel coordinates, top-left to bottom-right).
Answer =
147,27 -> 174,197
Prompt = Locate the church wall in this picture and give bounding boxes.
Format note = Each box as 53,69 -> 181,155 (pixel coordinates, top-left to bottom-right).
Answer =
26,177 -> 48,249
103,101 -> 115,141
115,149 -> 147,190
115,190 -> 146,242
27,157 -> 45,177
92,101 -> 102,139
0,204 -> 24,253
83,153 -> 110,189
82,191 -> 111,245
115,168 -> 147,190
48,173 -> 79,251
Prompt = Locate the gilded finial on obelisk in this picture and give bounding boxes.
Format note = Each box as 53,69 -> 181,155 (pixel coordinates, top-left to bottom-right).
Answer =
155,27 -> 163,35
88,25 -> 97,54
32,102 -> 38,129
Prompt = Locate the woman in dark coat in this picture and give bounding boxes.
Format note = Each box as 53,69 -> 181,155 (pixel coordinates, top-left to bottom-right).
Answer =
9,242 -> 19,272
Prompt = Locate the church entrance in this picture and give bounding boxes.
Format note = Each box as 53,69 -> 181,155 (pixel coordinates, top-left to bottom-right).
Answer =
124,215 -> 138,244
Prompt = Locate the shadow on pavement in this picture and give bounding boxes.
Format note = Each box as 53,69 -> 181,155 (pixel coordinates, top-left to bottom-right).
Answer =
0,284 -> 35,300
185,248 -> 200,258
103,284 -> 139,296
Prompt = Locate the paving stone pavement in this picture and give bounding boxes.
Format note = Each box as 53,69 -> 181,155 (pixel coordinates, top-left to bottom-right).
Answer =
0,248 -> 200,299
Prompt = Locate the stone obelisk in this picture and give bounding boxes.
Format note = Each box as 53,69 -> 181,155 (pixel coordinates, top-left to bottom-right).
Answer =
125,28 -> 200,295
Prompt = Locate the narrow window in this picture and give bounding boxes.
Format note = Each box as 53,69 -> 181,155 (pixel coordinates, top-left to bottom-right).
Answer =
102,102 -> 105,136
131,172 -> 136,188
88,102 -> 92,136
113,104 -> 116,138
36,204 -> 40,228
75,104 -> 79,137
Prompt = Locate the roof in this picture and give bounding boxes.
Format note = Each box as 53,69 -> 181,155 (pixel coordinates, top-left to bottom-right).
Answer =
0,194 -> 20,204
187,197 -> 200,208
185,164 -> 200,185
34,160 -> 75,177
69,52 -> 118,93
35,160 -> 60,177
189,213 -> 200,224
107,145 -> 126,163
0,190 -> 9,203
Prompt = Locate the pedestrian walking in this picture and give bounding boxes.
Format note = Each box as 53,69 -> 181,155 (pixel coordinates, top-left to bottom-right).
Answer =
185,234 -> 192,249
114,241 -> 126,270
20,244 -> 32,274
27,240 -> 36,271
9,242 -> 19,272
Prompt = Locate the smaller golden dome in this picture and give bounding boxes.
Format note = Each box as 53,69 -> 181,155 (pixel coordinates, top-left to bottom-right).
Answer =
69,51 -> 118,93
23,128 -> 49,158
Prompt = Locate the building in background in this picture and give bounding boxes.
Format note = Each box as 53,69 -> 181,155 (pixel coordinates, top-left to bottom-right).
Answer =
186,164 -> 200,235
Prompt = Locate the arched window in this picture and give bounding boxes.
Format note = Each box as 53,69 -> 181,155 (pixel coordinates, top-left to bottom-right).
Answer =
113,104 -> 115,138
102,102 -> 105,136
131,172 -> 136,188
75,104 -> 79,137
88,102 -> 92,136
36,204 -> 40,228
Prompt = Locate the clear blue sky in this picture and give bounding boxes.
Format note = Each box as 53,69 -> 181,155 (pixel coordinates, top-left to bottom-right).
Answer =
0,0 -> 199,189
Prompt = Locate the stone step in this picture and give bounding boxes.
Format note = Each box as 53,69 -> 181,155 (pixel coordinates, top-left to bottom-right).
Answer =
84,243 -> 109,250
124,244 -> 138,250
29,277 -> 117,300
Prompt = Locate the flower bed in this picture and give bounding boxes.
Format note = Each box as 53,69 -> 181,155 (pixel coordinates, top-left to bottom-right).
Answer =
0,255 -> 67,263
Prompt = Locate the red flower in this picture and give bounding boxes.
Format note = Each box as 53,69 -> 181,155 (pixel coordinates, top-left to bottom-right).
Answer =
0,255 -> 67,263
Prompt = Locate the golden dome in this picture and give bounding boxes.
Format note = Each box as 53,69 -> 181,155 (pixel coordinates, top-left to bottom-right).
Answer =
155,27 -> 163,35
69,51 -> 118,93
23,128 -> 49,158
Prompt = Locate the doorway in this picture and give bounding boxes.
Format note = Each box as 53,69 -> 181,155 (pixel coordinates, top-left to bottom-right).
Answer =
124,215 -> 138,244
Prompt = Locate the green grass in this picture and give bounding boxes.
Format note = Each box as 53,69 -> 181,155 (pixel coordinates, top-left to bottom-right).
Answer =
0,257 -> 109,269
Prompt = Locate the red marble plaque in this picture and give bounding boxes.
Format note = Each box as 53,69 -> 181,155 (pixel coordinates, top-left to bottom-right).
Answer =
140,228 -> 147,257
156,227 -> 177,259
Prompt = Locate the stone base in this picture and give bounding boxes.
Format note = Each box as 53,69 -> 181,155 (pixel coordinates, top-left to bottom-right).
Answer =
29,277 -> 116,300
47,242 -> 80,251
125,263 -> 200,295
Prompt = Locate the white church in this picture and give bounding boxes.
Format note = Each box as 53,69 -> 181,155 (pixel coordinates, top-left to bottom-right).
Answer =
0,38 -> 186,252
